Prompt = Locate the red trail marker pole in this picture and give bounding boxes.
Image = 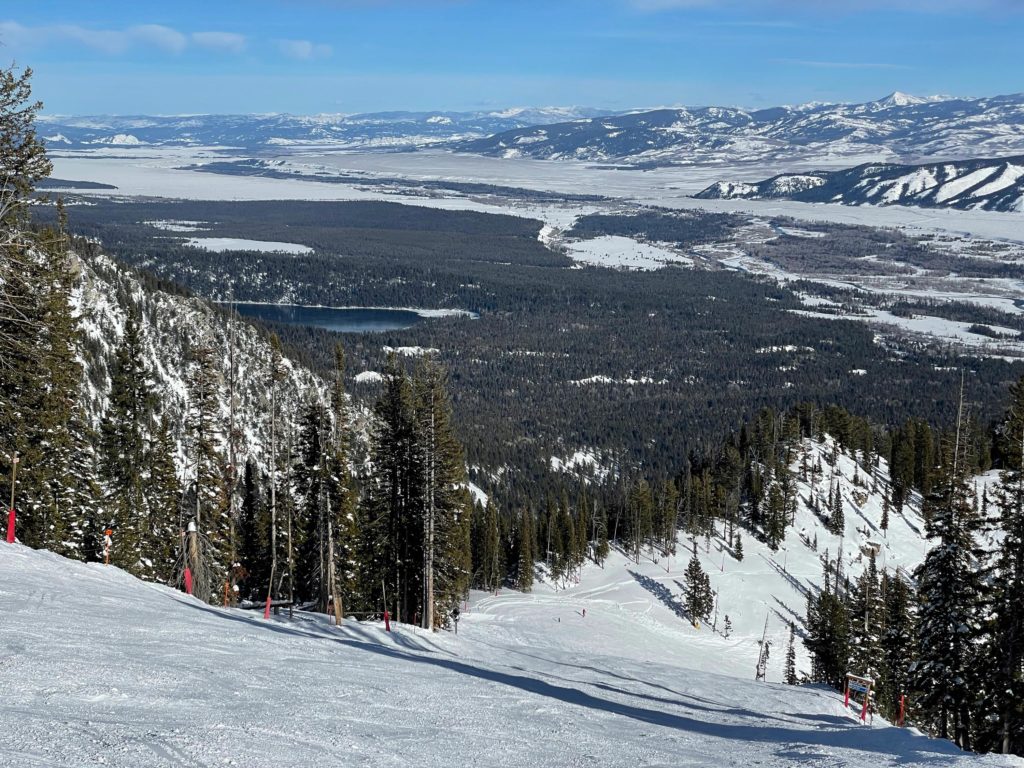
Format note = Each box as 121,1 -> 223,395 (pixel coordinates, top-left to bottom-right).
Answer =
898,695 -> 906,726
184,567 -> 193,595
263,594 -> 272,619
6,454 -> 19,544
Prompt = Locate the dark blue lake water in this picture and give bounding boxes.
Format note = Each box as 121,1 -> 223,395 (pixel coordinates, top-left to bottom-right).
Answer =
233,304 -> 424,333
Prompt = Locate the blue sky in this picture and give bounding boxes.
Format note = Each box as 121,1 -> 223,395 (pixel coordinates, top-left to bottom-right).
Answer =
2,0 -> 1019,115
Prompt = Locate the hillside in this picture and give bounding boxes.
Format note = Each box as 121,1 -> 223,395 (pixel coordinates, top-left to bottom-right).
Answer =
694,155 -> 1024,212
457,92 -> 1024,167
1,524 -> 1016,768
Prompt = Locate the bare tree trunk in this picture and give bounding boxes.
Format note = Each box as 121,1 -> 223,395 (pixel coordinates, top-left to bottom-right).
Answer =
266,364 -> 278,608
287,425 -> 295,619
328,519 -> 342,625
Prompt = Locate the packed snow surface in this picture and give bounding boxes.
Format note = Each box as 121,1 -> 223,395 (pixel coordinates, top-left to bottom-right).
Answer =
2,441 -> 1020,767
0,541 -> 1014,767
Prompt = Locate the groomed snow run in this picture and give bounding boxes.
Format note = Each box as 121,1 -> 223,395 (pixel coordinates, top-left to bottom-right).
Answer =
1,536 -> 1019,766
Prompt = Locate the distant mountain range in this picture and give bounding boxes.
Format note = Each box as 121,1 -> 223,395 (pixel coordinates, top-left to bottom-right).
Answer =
41,93 -> 1024,180
456,92 -> 1024,167
36,108 -> 617,151
694,154 -> 1024,213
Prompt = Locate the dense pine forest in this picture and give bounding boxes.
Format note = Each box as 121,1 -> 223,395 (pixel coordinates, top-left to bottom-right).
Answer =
40,196 -> 1024,487
3,63 -> 1024,756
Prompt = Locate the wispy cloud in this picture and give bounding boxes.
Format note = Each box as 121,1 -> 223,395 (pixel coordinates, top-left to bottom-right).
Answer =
192,31 -> 247,54
276,39 -> 333,60
0,21 -> 187,55
773,58 -> 912,70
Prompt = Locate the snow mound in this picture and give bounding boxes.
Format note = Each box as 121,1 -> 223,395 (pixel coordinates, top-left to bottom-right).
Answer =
354,370 -> 383,384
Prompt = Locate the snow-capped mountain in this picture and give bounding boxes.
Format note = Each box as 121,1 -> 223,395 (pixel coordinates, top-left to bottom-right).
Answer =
456,92 -> 1024,167
694,154 -> 1024,212
37,108 -> 617,151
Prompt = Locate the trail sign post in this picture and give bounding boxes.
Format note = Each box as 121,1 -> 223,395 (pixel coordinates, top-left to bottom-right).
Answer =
844,673 -> 874,722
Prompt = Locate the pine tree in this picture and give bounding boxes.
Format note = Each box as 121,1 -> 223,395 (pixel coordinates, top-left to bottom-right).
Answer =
414,358 -> 471,626
100,305 -> 156,575
830,483 -> 845,535
29,235 -> 98,558
145,415 -> 183,582
295,395 -> 331,607
765,480 -> 786,551
733,532 -> 743,561
361,357 -> 419,621
0,64 -> 51,201
479,500 -> 502,591
237,458 -> 269,600
785,622 -> 798,684
326,343 -> 358,615
805,567 -> 850,690
684,549 -> 712,625
849,551 -> 883,680
986,374 -> 1024,754
878,572 -> 916,724
912,385 -> 987,751
185,340 -> 229,602
515,507 -> 535,592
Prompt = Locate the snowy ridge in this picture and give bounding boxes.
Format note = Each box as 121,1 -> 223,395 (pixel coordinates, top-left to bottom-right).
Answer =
73,250 -> 322,478
37,107 -> 618,151
694,154 -> 1024,212
459,92 -> 1024,168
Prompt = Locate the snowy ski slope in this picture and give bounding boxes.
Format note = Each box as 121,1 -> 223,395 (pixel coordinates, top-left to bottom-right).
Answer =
1,440 -> 1018,768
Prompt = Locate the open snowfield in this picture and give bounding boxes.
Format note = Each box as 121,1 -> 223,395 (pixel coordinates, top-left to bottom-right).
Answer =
51,149 -> 1024,245
565,235 -> 693,270
186,237 -> 313,254
2,441 -> 1016,767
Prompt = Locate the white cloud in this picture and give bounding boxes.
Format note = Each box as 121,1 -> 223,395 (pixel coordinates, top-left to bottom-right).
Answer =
773,58 -> 912,70
128,24 -> 187,54
192,31 -> 247,54
0,21 -> 187,55
276,38 -> 333,60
